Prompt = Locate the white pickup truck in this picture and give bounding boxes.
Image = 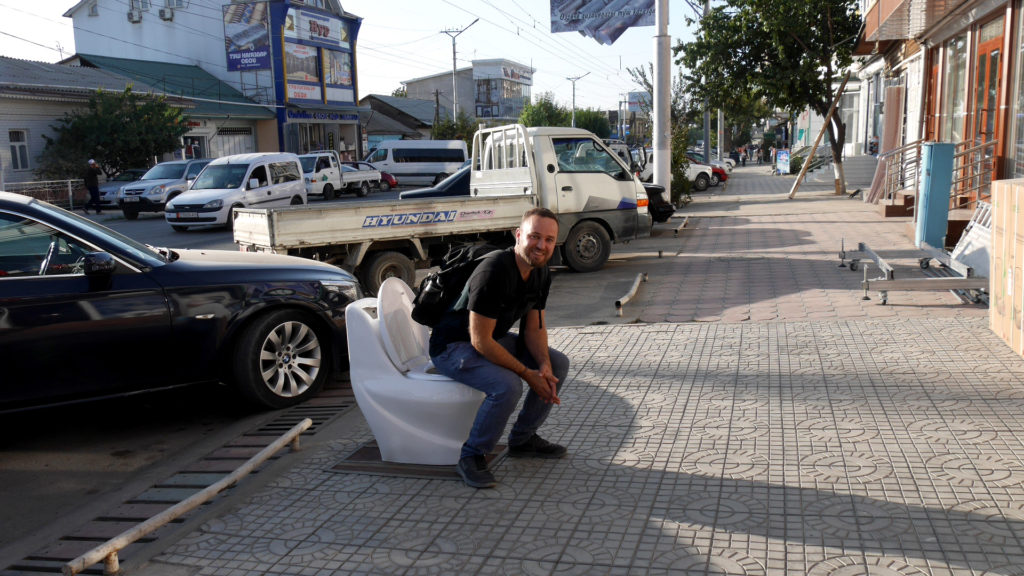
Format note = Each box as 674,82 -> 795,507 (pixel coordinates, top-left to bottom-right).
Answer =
235,124 -> 652,293
299,151 -> 381,198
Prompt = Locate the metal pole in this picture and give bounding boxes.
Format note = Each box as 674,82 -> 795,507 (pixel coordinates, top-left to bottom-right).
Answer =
653,0 -> 671,188
702,0 -> 711,163
440,18 -> 478,120
567,72 -> 590,128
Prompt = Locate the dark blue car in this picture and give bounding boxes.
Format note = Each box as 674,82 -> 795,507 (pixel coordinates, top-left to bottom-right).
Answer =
0,191 -> 362,412
398,162 -> 471,199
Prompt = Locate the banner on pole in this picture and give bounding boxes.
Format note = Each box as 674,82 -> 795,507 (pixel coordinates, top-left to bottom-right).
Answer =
550,0 -> 655,46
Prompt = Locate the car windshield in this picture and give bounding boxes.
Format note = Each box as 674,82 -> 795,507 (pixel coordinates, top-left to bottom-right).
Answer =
299,157 -> 317,173
34,201 -> 168,266
113,171 -> 141,182
142,163 -> 186,180
191,164 -> 249,190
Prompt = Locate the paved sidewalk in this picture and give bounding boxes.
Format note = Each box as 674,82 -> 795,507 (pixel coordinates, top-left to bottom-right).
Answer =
140,166 -> 1023,576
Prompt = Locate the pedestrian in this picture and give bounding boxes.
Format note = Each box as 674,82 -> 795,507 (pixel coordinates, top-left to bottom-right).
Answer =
82,159 -> 103,214
429,207 -> 570,489
756,148 -> 762,165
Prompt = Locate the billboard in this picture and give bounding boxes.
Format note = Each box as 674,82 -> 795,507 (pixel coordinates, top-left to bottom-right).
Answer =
284,7 -> 350,50
284,41 -> 321,102
223,2 -> 271,71
550,0 -> 655,45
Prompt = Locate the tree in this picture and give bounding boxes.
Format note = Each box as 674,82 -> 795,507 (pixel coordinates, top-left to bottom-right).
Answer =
676,0 -> 861,193
36,87 -> 189,180
573,109 -> 611,139
391,86 -> 407,98
431,111 -> 476,148
518,93 -> 571,127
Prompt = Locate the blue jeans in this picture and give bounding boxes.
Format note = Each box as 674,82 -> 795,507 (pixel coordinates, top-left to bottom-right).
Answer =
431,333 -> 570,459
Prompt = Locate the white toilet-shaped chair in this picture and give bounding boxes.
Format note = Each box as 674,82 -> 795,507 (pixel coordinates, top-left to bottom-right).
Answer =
345,277 -> 485,465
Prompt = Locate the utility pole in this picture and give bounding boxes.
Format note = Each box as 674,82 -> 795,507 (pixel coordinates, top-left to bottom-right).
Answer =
567,72 -> 590,127
702,0 -> 711,163
441,18 -> 478,120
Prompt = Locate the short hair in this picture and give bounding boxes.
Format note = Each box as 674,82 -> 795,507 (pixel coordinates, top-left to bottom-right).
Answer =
522,207 -> 557,225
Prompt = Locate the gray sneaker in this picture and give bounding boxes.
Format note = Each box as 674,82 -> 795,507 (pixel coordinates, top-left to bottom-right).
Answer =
456,455 -> 497,489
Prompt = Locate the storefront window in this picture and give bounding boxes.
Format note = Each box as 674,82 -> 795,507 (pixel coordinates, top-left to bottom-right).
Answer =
943,34 -> 969,143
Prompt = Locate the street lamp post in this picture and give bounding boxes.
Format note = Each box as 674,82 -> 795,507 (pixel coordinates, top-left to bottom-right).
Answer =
567,72 -> 590,127
440,18 -> 478,120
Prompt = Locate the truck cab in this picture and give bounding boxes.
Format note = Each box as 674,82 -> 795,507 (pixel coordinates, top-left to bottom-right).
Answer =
299,152 -> 341,198
472,124 -> 652,272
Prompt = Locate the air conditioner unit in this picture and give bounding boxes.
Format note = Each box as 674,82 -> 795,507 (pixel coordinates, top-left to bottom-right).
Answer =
127,9 -> 142,22
158,7 -> 173,20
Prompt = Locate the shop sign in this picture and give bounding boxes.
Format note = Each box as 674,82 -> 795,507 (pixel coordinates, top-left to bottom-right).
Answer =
284,7 -> 350,50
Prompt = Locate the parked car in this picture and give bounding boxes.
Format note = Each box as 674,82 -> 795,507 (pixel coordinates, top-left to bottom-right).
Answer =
398,162 -> 470,199
344,161 -> 394,192
97,168 -> 147,208
379,170 -> 398,191
0,190 -> 362,412
687,154 -> 729,186
118,158 -> 212,220
166,153 -> 306,231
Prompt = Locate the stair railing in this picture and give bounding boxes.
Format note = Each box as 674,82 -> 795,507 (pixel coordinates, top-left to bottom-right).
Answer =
950,138 -> 997,211
877,138 -> 924,209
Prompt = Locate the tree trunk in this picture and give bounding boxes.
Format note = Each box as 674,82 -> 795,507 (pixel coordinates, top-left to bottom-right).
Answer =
826,119 -> 847,195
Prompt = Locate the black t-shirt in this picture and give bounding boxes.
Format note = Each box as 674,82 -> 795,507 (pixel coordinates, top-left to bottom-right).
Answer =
428,247 -> 551,357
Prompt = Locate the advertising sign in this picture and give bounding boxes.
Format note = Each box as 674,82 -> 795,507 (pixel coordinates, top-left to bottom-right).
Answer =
284,41 -> 321,102
473,61 -> 533,85
550,0 -> 655,45
776,149 -> 790,175
284,7 -> 349,50
223,2 -> 270,71
324,49 -> 354,104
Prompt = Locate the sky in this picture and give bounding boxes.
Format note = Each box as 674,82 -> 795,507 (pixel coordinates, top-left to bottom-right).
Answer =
0,0 -> 699,111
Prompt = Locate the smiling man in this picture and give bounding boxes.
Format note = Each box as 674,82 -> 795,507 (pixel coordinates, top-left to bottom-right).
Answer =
429,207 -> 570,488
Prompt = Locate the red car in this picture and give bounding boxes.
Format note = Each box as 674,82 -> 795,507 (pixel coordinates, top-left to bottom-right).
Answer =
379,170 -> 398,191
688,155 -> 728,186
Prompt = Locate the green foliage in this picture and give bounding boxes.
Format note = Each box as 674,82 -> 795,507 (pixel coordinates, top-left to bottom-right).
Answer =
670,123 -> 692,206
675,0 -> 861,173
517,93 -> 609,138
518,93 -> 572,127
431,112 -> 477,148
789,155 -> 805,174
391,86 -> 407,97
36,87 -> 188,179
573,109 -> 611,138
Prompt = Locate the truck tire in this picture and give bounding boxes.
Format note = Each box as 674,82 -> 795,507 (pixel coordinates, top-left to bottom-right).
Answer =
693,173 -> 710,192
357,181 -> 370,197
360,250 -> 415,295
233,309 -> 328,409
433,173 -> 448,186
564,221 -> 611,273
322,183 -> 334,198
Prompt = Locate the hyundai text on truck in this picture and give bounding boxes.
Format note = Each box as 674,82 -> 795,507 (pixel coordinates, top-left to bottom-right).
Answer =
233,124 -> 652,294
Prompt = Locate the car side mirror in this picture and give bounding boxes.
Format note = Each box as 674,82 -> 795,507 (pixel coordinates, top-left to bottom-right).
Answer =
249,178 -> 261,189
84,252 -> 116,291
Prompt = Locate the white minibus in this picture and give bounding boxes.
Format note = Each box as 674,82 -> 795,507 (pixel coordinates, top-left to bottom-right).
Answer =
364,139 -> 467,186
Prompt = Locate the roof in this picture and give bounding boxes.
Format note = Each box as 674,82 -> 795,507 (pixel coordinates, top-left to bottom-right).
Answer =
0,56 -> 167,98
76,54 -> 275,119
359,108 -> 422,137
361,94 -> 436,126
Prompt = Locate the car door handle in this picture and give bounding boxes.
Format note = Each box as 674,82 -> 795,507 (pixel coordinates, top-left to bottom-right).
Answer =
561,186 -> 573,192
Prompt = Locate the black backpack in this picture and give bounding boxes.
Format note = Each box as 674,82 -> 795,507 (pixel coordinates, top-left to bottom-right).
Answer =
411,243 -> 503,327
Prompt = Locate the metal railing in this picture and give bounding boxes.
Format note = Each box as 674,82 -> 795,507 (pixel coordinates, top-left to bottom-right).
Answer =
3,179 -> 86,209
951,139 -> 997,210
878,138 -> 924,208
